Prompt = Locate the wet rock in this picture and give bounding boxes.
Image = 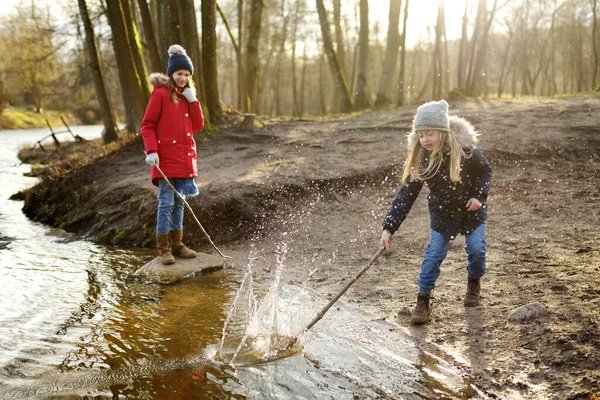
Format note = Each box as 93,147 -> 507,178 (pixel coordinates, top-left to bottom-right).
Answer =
45,228 -> 76,242
508,302 -> 548,323
134,253 -> 224,284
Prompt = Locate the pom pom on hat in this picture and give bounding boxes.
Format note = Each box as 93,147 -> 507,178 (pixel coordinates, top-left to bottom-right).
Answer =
166,44 -> 194,76
168,44 -> 186,56
413,100 -> 450,132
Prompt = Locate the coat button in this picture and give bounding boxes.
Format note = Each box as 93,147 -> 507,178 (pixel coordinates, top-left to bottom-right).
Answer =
189,174 -> 193,177
158,140 -> 161,143
188,153 -> 191,156
173,140 -> 176,143
185,113 -> 189,117
187,133 -> 191,136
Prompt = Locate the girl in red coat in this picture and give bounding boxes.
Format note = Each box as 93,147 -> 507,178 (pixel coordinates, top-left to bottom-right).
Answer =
141,44 -> 205,265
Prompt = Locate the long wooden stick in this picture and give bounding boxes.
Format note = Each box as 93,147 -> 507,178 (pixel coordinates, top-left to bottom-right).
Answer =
303,246 -> 385,333
155,165 -> 229,260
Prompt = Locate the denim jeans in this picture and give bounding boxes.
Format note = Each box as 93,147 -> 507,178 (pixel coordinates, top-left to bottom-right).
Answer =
417,223 -> 487,295
156,178 -> 185,235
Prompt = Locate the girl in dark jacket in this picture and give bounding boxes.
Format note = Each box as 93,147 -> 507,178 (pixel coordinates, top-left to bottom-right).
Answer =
141,45 -> 205,265
380,100 -> 492,325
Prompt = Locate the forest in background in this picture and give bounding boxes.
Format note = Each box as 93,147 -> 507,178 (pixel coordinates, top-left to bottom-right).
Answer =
0,0 -> 598,140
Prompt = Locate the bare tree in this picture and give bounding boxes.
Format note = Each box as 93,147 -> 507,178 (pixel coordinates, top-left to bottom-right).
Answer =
396,0 -> 410,106
457,1 -> 469,90
245,0 -> 265,112
593,0 -> 599,88
137,0 -> 162,72
201,0 -> 223,122
157,0 -> 181,69
121,0 -> 151,98
175,0 -> 206,107
497,22 -> 514,97
354,0 -> 371,108
78,0 -> 118,144
467,0 -> 499,96
273,0 -> 289,116
105,0 -> 148,132
375,0 -> 402,107
291,0 -> 301,116
316,0 -> 353,112
464,0 -> 485,95
432,4 -> 444,99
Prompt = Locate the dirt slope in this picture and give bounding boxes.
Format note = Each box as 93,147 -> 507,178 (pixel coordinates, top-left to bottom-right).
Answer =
19,96 -> 600,399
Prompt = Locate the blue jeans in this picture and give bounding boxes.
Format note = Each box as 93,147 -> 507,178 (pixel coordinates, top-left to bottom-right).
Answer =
156,179 -> 185,234
417,224 -> 487,295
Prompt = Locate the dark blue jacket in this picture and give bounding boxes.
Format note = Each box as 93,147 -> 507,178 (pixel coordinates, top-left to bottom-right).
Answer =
382,117 -> 492,238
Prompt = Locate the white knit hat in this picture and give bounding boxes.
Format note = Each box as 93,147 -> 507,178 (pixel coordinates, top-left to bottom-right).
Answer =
413,100 -> 450,132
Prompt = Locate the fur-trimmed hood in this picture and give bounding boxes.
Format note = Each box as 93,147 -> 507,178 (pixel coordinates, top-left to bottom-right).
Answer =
407,115 -> 479,150
149,72 -> 169,87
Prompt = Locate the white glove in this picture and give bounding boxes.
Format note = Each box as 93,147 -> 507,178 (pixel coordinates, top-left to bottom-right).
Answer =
380,229 -> 393,250
145,153 -> 159,166
182,87 -> 197,102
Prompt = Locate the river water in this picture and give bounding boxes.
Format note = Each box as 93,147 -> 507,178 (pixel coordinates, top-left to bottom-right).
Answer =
0,126 -> 482,399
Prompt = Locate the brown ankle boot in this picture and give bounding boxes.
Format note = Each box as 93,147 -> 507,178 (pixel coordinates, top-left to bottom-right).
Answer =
156,233 -> 175,265
410,293 -> 431,325
464,276 -> 481,307
169,230 -> 197,258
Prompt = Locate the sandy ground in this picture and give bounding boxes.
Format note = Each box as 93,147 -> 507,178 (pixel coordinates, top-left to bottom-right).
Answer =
19,95 -> 600,399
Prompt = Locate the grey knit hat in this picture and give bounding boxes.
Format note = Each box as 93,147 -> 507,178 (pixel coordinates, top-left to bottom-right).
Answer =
413,100 -> 450,132
166,44 -> 194,76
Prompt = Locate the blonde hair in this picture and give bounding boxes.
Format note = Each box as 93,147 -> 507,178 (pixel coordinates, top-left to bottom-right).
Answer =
400,129 -> 465,184
167,76 -> 196,104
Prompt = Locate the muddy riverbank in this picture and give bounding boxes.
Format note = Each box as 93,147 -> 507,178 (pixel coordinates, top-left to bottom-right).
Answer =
15,96 -> 600,399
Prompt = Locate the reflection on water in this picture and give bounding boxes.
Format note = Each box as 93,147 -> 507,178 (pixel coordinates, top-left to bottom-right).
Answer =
0,127 -> 482,399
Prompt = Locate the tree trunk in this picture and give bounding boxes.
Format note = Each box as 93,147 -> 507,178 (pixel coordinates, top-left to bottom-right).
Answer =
442,4 -> 450,98
497,28 -> 514,97
105,0 -> 148,133
176,0 -> 206,107
432,5 -> 444,100
316,0 -> 353,112
273,9 -> 289,116
467,0 -> 498,96
216,1 -> 250,112
201,0 -> 223,122
333,0 -> 347,73
332,0 -> 348,112
245,0 -> 264,112
78,0 -> 118,144
375,0 -> 401,107
593,0 -> 599,88
121,0 -> 151,99
457,0 -> 468,90
300,45 -> 308,117
354,1 -> 372,106
291,0 -> 300,117
157,0 -> 181,70
137,0 -> 162,71
397,0 -> 409,105
465,0 -> 485,95
319,49 -> 327,115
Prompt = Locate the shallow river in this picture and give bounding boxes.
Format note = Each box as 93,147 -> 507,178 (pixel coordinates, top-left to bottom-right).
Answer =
0,126 -> 482,399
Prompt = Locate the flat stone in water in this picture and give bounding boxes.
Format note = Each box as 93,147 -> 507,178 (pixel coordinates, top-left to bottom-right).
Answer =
134,253 -> 224,284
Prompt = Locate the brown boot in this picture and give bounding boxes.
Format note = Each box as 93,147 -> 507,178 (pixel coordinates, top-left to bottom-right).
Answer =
169,230 -> 197,258
410,293 -> 431,325
464,276 -> 481,307
156,233 -> 175,265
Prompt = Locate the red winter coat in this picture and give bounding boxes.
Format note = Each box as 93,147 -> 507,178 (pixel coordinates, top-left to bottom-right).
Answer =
141,73 -> 205,186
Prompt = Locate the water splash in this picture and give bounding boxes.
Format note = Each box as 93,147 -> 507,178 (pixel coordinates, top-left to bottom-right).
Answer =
217,243 -> 305,366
